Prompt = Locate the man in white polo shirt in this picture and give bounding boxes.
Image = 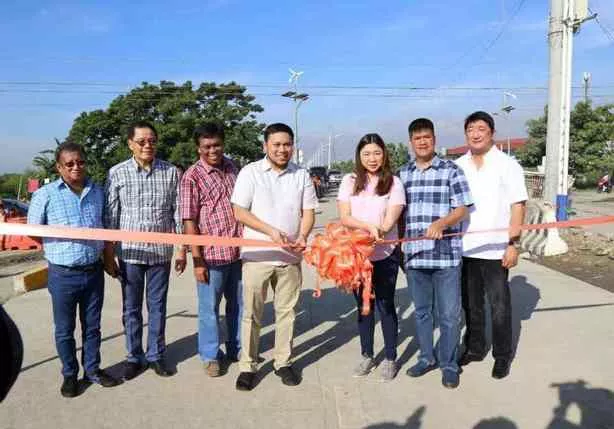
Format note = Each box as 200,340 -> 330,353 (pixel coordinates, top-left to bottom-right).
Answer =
455,111 -> 527,380
231,122 -> 317,391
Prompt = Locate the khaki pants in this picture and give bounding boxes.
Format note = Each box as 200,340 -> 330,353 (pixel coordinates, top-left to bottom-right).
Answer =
239,262 -> 302,373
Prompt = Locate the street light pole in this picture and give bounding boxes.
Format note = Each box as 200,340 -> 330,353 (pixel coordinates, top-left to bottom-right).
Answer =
283,69 -> 309,165
327,133 -> 343,169
502,91 -> 517,156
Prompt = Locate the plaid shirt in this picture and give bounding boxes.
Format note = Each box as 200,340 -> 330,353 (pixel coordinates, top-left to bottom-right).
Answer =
180,157 -> 242,266
27,178 -> 105,266
399,156 -> 473,269
104,158 -> 181,265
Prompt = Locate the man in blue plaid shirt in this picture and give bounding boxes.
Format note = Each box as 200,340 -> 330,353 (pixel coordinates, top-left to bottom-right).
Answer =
28,142 -> 120,397
399,118 -> 473,389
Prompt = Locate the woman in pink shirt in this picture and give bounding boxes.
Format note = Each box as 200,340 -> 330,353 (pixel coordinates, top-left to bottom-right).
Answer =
337,133 -> 406,381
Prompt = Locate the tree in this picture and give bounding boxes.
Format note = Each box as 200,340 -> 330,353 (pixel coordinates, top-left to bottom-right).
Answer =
330,160 -> 355,173
63,81 -> 265,182
386,142 -> 409,173
516,102 -> 614,180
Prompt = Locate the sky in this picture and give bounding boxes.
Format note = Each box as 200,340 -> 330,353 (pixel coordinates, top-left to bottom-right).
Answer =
0,0 -> 613,173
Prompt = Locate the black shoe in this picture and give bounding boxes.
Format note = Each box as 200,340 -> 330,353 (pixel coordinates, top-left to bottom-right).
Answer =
458,351 -> 485,367
60,375 -> 79,398
442,370 -> 460,389
235,372 -> 256,391
149,360 -> 175,377
492,359 -> 511,379
123,362 -> 147,381
274,366 -> 301,386
85,369 -> 121,387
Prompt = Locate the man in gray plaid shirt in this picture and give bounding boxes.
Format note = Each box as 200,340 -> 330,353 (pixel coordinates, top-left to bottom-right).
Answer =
399,118 -> 473,389
104,121 -> 186,380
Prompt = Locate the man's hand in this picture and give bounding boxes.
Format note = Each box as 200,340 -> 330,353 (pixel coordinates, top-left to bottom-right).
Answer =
502,245 -> 519,269
269,228 -> 289,246
425,219 -> 446,240
174,251 -> 187,275
103,256 -> 120,279
193,257 -> 209,283
290,234 -> 308,252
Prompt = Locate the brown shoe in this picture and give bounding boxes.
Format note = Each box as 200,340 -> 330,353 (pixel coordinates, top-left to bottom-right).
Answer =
204,360 -> 221,377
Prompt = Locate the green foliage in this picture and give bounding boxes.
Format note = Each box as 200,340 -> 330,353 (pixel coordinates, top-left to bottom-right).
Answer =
0,174 -> 28,198
56,80 -> 265,183
386,142 -> 410,173
516,102 -> 614,178
330,160 -> 355,173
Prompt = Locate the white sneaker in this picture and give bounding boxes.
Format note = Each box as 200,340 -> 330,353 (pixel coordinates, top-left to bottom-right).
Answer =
352,356 -> 376,377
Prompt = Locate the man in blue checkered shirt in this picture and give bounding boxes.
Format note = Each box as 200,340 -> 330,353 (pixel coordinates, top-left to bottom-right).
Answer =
398,118 -> 473,389
28,142 -> 120,398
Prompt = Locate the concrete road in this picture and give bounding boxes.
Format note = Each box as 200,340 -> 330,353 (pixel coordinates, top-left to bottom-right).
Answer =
1,196 -> 613,429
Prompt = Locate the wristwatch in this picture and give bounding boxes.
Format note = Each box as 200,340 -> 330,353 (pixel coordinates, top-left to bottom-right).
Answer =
507,238 -> 520,248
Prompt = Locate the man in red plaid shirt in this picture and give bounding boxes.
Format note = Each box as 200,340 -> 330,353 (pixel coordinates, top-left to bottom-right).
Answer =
180,123 -> 243,378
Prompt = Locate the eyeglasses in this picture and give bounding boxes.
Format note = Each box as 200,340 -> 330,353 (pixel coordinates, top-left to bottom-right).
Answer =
62,160 -> 86,169
132,139 -> 157,147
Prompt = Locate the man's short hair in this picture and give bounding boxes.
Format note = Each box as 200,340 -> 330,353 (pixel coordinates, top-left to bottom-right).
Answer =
193,122 -> 225,145
264,123 -> 294,142
55,141 -> 86,163
127,121 -> 158,140
464,111 -> 495,132
408,118 -> 435,137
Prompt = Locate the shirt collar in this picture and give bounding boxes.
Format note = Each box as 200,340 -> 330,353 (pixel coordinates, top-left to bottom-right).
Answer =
468,143 -> 499,161
408,155 -> 442,171
259,157 -> 297,174
130,157 -> 158,172
199,157 -> 231,174
56,177 -> 92,193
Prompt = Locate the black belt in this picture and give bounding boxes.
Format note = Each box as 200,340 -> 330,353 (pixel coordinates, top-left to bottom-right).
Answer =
50,261 -> 101,272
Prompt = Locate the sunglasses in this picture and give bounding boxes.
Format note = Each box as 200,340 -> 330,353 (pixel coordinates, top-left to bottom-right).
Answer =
132,138 -> 157,147
62,160 -> 86,169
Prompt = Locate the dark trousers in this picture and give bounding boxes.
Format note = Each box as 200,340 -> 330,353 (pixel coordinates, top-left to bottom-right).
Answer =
119,261 -> 171,363
354,253 -> 400,361
47,262 -> 104,377
461,257 -> 512,360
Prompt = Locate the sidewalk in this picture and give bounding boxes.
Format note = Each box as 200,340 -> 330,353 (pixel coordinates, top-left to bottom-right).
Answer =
1,197 -> 613,429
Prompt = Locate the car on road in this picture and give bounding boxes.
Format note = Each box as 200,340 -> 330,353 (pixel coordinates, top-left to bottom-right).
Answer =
1,198 -> 29,218
327,170 -> 343,186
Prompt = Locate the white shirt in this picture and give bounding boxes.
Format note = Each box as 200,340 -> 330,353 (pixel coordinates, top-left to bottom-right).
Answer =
455,146 -> 528,260
231,157 -> 318,265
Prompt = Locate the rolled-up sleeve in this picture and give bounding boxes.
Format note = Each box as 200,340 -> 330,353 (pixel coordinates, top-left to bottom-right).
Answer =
104,170 -> 120,230
180,171 -> 199,221
27,188 -> 48,225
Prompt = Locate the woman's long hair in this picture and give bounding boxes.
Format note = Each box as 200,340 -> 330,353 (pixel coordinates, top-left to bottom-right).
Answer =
352,133 -> 393,196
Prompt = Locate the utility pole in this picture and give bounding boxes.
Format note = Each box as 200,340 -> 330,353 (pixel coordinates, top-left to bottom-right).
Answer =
327,133 -> 343,169
582,72 -> 591,103
544,0 -> 592,220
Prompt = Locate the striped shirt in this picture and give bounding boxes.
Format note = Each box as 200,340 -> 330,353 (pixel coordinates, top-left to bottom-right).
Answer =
27,178 -> 105,266
104,158 -> 181,265
399,156 -> 473,269
180,157 -> 242,266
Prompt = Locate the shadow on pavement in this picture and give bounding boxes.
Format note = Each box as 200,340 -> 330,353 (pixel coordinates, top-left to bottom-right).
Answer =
362,405 -> 426,429
473,417 -> 518,428
546,380 -> 614,429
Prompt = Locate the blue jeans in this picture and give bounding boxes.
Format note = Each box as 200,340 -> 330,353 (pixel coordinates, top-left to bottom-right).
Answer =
196,260 -> 242,362
354,253 -> 400,361
119,261 -> 171,363
407,264 -> 461,372
47,262 -> 104,377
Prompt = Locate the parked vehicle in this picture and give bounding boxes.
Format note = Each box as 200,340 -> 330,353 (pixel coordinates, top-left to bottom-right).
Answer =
1,199 -> 29,218
309,166 -> 328,198
327,170 -> 343,187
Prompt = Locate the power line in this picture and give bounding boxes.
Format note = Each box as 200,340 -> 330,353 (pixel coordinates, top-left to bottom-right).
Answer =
589,7 -> 614,42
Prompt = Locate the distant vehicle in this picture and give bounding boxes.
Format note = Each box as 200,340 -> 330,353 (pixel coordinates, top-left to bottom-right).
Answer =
327,170 -> 343,186
1,199 -> 29,217
309,166 -> 328,199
